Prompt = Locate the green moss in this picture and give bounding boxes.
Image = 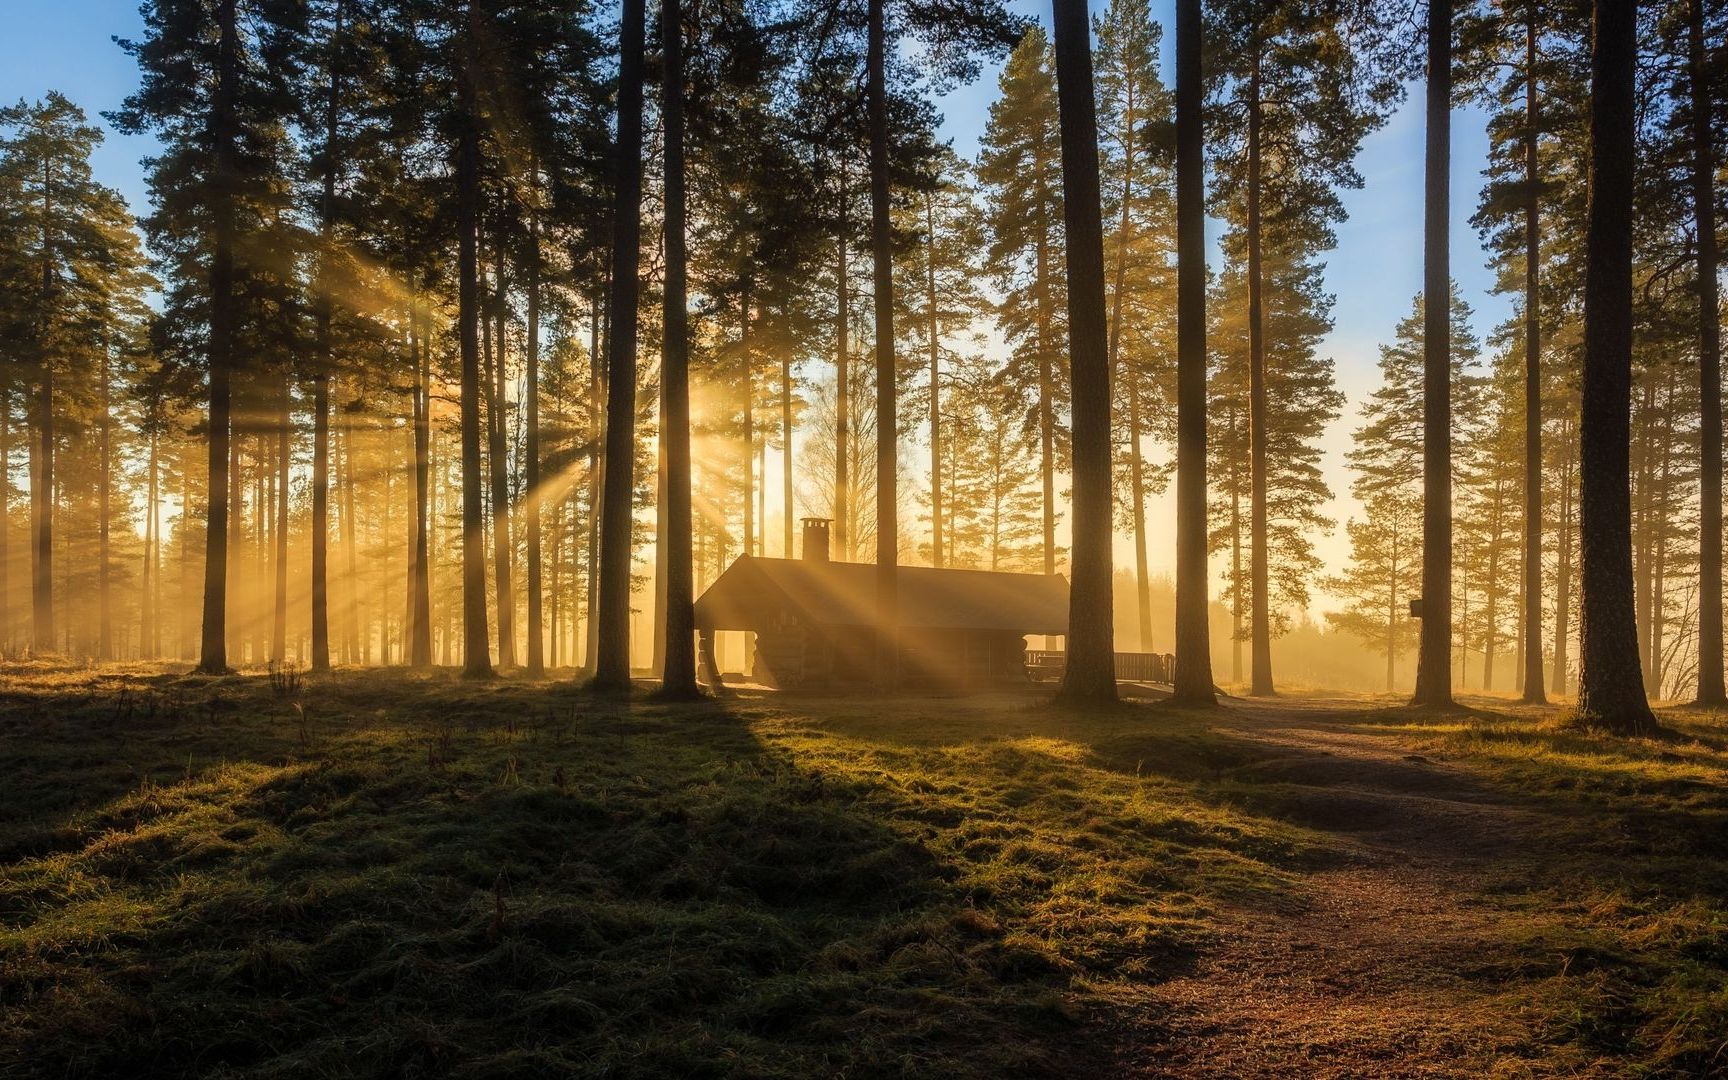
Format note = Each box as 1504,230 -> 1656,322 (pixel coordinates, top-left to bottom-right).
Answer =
2,668 -> 1725,1076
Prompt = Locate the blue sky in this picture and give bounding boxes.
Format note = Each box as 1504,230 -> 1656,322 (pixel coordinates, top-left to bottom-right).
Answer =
3,0 -> 1514,610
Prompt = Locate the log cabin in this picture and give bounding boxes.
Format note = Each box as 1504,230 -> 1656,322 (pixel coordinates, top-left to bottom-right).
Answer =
693,519 -> 1069,688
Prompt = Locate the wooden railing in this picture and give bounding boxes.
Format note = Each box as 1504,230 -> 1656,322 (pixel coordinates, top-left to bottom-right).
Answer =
1025,650 -> 1175,684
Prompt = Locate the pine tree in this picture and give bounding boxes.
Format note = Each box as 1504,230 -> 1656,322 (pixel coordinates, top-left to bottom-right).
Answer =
1172,0 -> 1214,703
1337,287 -> 1481,692
1207,248 -> 1344,684
1348,286 -> 1483,501
1096,0 -> 1175,654
1463,0 -> 1592,702
1050,0 -> 1116,705
1575,0 -> 1656,734
1458,338 -> 1528,692
1206,1 -> 1401,695
658,0 -> 699,698
978,26 -> 1067,578
0,94 -> 152,656
115,0 -> 306,673
1325,494 -> 1421,691
897,147 -> 985,568
1416,0 -> 1454,708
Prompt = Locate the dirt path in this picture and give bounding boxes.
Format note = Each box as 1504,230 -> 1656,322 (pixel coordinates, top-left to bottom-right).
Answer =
1112,695 -> 1557,1078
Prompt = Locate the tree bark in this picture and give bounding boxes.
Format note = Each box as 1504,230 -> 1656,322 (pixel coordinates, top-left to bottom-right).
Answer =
1,389 -> 8,653
1520,7 -> 1546,703
198,0 -> 240,673
1051,0 -> 1117,705
868,0 -> 898,686
272,373 -> 289,664
594,0 -> 646,691
1689,0 -> 1725,705
835,173 -> 852,560
740,290 -> 754,556
659,0 -> 699,698
410,302 -> 432,666
488,240 -> 516,666
457,1 -> 492,677
1105,70 -> 1152,653
98,343 -> 112,660
309,0 -> 342,673
1552,417 -> 1574,694
1035,143 -> 1056,579
1415,0 -> 1454,707
1246,50 -> 1272,696
584,290 -> 603,670
926,191 -> 944,567
1173,0 -> 1215,704
525,179 -> 545,675
782,351 -> 794,556
145,430 -> 161,658
1575,0 -> 1656,735
32,149 -> 55,656
1483,479 -> 1505,690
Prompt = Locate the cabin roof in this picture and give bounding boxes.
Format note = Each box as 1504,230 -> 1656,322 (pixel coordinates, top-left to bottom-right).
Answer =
693,556 -> 1069,635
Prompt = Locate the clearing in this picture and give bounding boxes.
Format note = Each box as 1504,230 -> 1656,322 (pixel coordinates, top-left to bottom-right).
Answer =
2,665 -> 1725,1077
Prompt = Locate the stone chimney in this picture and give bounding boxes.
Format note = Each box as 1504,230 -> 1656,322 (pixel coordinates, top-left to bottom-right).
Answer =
801,518 -> 832,562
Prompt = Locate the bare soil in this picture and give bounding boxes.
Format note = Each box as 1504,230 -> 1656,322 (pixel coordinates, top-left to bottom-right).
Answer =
1110,694 -> 1574,1078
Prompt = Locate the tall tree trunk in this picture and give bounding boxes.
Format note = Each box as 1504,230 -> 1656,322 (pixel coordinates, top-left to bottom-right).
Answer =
1106,60 -> 1156,657
32,144 -> 55,655
1388,526 -> 1400,692
272,374 -> 289,663
525,183 -> 545,675
0,389 -> 8,653
1231,469 -> 1243,683
256,444 -> 267,662
341,403 -> 359,661
868,0 -> 898,685
143,431 -> 160,658
1482,480 -> 1505,690
1035,153 -> 1056,579
489,241 -> 516,666
585,291 -> 603,670
1051,0 -> 1117,705
1246,50 -> 1272,696
1415,0 -> 1454,706
1689,0 -> 1725,705
1575,0 -> 1656,735
1633,380 -> 1656,678
457,2 -> 492,677
659,0 -> 699,698
410,302 -> 432,665
310,0 -> 342,673
740,291 -> 754,555
182,468 -> 194,660
835,174 -> 852,560
311,366 -> 331,668
98,344 -> 112,660
652,400 -> 668,671
1520,6 -> 1546,703
1173,0 -> 1214,704
594,0 -> 646,691
1648,382 -> 1674,698
1552,419 -> 1575,694
926,190 -> 944,567
199,0 -> 239,673
781,351 -> 794,556
1127,377 -> 1152,651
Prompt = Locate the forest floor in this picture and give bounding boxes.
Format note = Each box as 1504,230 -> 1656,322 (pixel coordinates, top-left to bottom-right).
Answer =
1,664 -> 1725,1078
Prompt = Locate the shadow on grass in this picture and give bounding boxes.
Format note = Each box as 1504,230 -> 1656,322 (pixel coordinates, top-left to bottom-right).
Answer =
0,668 -> 1100,1079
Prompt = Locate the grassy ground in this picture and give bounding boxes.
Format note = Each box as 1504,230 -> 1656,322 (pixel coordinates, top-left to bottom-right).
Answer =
0,665 -> 1724,1077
